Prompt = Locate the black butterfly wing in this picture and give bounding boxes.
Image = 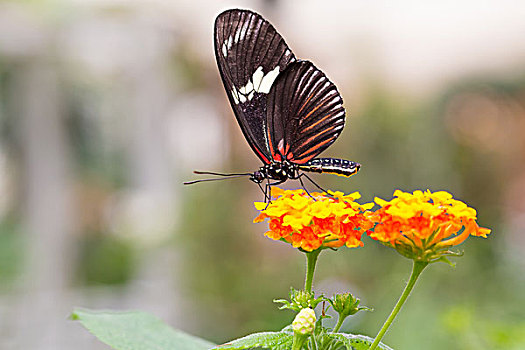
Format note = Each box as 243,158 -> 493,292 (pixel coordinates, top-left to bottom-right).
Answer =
266,60 -> 346,164
214,9 -> 296,164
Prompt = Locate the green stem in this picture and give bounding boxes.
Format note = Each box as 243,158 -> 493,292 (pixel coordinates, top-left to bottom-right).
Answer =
310,330 -> 318,350
332,315 -> 345,333
291,335 -> 307,350
369,261 -> 428,350
304,249 -> 321,293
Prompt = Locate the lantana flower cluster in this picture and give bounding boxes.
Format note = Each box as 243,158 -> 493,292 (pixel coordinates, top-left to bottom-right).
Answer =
254,188 -> 373,252
367,189 -> 491,261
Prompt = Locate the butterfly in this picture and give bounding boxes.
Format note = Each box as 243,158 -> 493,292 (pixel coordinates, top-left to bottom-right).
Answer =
185,9 -> 360,199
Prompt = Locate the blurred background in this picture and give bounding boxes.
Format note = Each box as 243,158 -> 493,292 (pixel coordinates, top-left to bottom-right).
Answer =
0,0 -> 524,349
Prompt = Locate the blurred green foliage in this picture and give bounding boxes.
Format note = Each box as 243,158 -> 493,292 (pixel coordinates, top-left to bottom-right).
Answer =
179,182 -> 302,341
0,219 -> 23,289
76,234 -> 136,286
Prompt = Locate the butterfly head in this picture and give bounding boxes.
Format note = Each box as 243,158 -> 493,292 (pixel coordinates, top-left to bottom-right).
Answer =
250,170 -> 266,183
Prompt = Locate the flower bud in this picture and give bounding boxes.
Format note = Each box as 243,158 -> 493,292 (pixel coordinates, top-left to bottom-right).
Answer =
292,308 -> 316,335
293,290 -> 315,309
331,293 -> 364,318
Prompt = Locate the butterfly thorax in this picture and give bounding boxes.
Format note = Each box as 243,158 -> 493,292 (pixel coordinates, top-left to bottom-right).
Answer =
250,161 -> 299,183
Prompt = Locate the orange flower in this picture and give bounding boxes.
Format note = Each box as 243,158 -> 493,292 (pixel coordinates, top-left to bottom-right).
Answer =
367,189 -> 491,262
254,188 -> 374,252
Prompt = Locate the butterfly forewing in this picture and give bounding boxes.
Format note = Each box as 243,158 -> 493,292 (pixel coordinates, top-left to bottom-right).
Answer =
266,61 -> 346,164
214,9 -> 296,164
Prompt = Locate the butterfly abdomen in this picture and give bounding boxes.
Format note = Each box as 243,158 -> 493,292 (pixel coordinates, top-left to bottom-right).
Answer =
298,158 -> 360,177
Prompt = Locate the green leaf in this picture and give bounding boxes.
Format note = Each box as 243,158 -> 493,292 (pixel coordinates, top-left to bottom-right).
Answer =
330,333 -> 394,350
71,308 -> 215,350
215,331 -> 293,350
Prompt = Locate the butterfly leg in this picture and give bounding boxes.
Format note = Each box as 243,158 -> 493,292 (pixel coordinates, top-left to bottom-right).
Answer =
264,178 -> 271,204
298,175 -> 316,200
300,173 -> 330,195
264,179 -> 285,209
257,182 -> 271,203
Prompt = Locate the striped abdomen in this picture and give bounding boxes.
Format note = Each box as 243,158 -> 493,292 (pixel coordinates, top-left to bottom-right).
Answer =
298,158 -> 360,177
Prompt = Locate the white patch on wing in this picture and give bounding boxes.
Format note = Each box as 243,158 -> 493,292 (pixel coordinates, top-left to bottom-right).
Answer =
234,24 -> 247,44
257,66 -> 280,93
234,27 -> 241,44
221,36 -> 232,57
239,80 -> 253,95
231,87 -> 239,104
333,110 -> 345,119
252,67 -> 264,90
230,66 -> 281,104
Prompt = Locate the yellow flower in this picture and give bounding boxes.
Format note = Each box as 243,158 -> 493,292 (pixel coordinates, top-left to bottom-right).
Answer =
254,188 -> 373,252
367,189 -> 491,262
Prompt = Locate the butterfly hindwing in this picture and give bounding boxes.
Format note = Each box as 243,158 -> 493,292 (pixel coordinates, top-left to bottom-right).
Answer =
214,9 -> 296,164
266,60 -> 346,164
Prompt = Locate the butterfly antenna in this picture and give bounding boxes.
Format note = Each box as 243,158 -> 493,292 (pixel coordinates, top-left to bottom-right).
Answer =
183,170 -> 252,185
193,170 -> 253,177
